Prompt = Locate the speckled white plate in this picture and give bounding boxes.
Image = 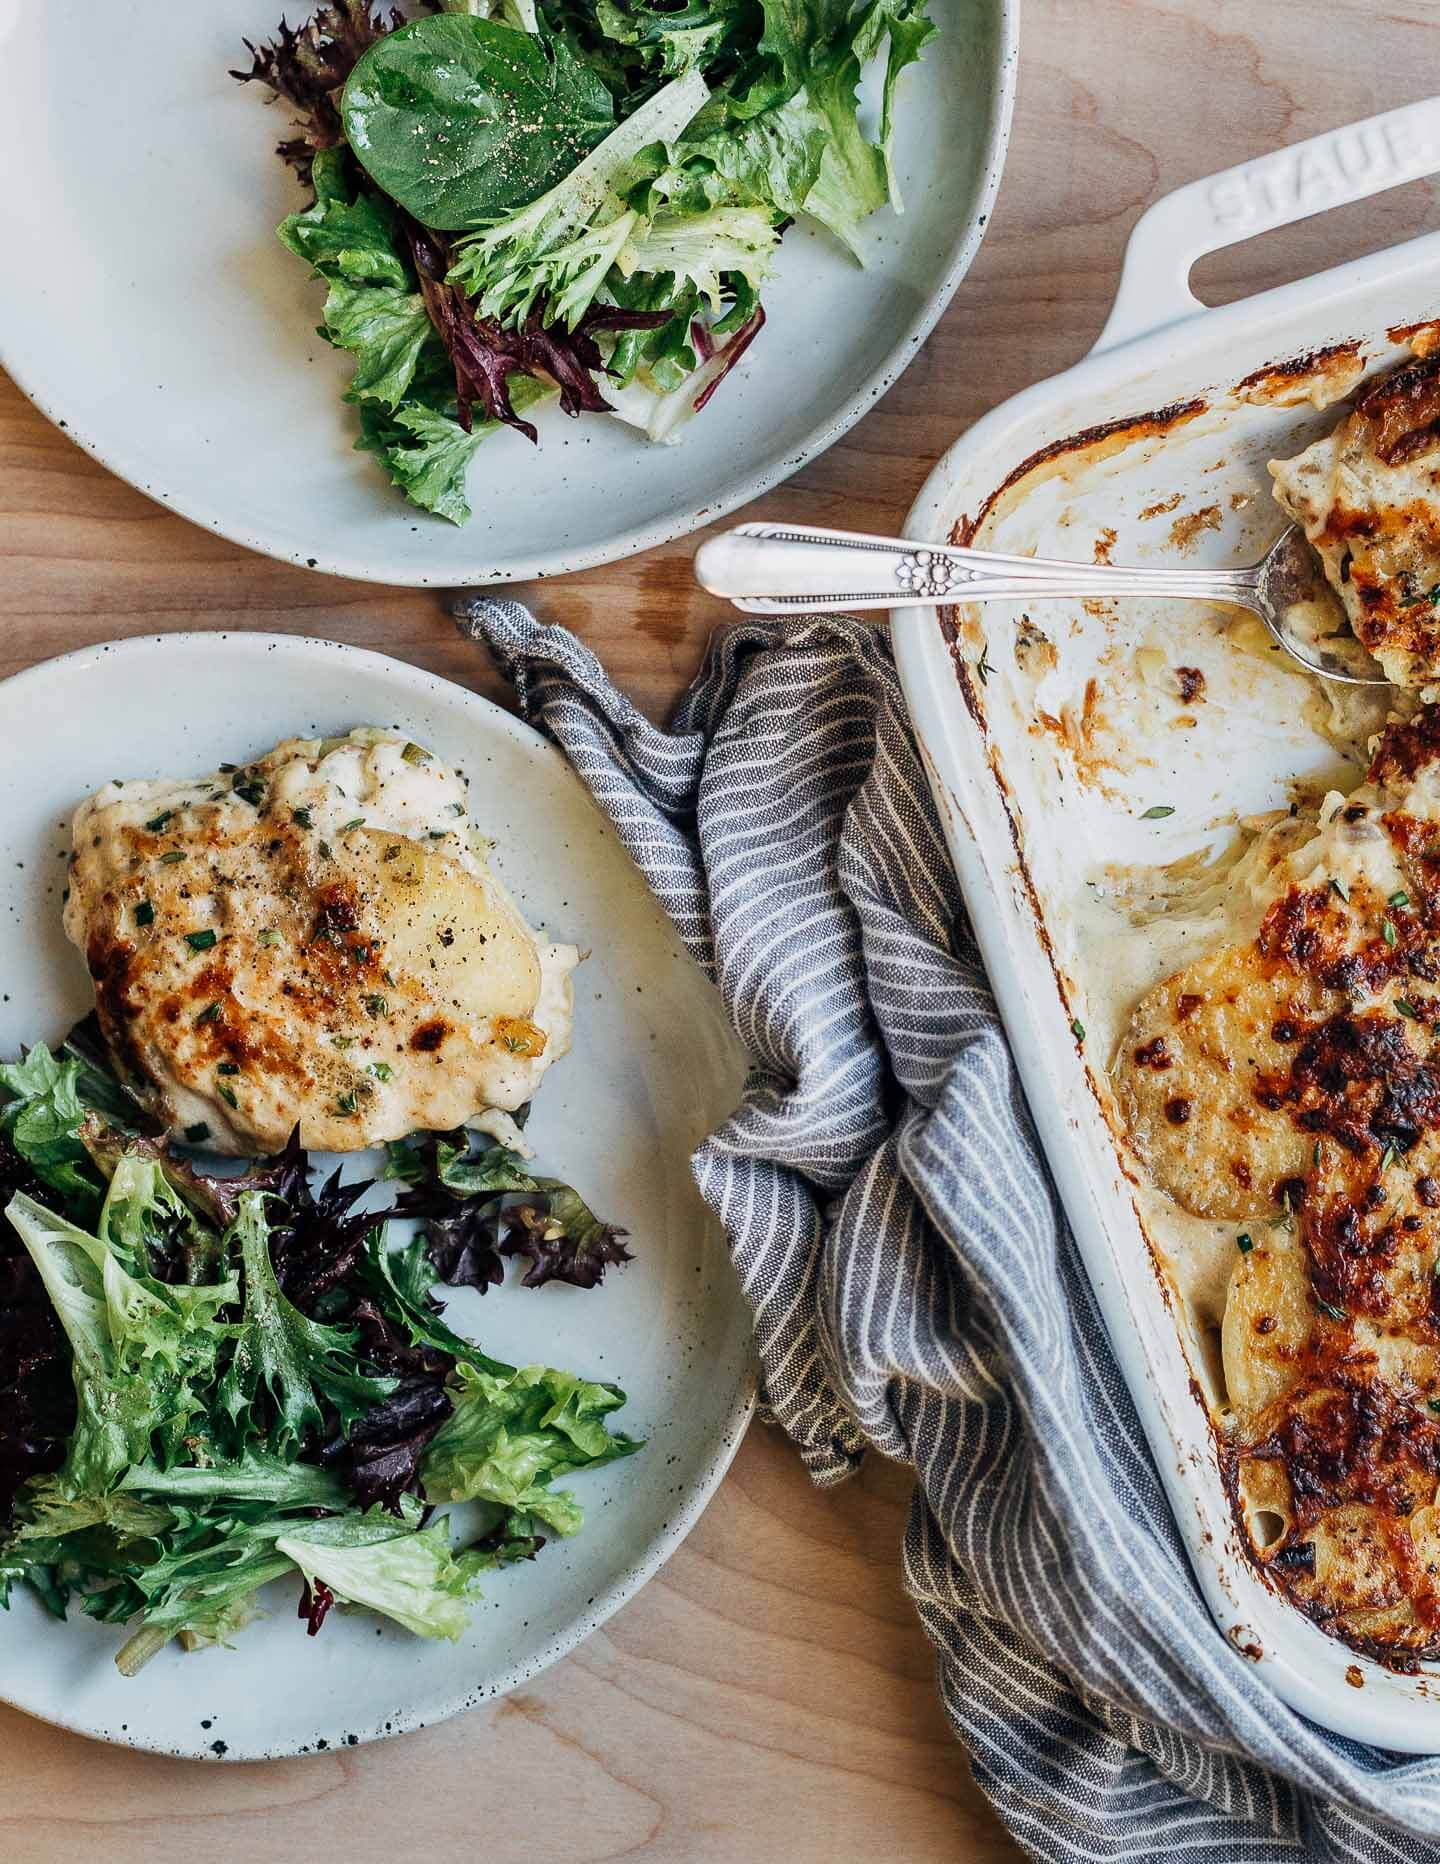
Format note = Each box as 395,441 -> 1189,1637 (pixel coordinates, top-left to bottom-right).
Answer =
0,0 -> 1014,585
0,632 -> 755,1760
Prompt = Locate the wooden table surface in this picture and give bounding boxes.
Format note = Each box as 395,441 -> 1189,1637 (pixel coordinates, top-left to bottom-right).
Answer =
3,2 -> 1436,1857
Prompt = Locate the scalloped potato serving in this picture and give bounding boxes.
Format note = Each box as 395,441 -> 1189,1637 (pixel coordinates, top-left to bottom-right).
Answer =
1272,350 -> 1440,695
1117,709 -> 1440,1664
63,729 -> 576,1153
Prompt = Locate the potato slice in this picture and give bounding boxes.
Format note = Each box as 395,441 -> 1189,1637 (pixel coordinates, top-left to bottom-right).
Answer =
1221,1240 -> 1314,1424
355,829 -> 541,1021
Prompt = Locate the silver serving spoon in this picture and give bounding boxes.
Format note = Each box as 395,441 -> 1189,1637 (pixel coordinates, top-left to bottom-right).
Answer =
694,521 -> 1390,687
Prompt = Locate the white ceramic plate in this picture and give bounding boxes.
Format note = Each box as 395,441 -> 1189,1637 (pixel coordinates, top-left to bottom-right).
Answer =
0,0 -> 1014,585
0,632 -> 755,1760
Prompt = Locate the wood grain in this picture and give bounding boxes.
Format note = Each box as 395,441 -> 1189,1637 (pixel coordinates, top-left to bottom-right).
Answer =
2,2 -> 1438,1856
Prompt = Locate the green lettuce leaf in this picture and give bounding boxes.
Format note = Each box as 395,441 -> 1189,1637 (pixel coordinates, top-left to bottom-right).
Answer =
674,87 -> 830,221
5,1192 -> 232,1492
97,1154 -> 226,1286
851,0 -> 935,208
277,1517 -> 488,1640
277,148 -> 408,286
119,1450 -> 348,1511
620,205 -> 778,311
447,66 -> 710,328
217,1192 -> 395,1454
354,376 -> 551,524
101,1503 -> 422,1646
321,277 -> 439,409
279,148 -> 446,413
421,1359 -> 640,1534
0,1047 -> 103,1207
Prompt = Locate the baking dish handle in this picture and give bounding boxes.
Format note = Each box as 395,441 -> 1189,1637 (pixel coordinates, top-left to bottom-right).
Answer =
1092,98 -> 1440,354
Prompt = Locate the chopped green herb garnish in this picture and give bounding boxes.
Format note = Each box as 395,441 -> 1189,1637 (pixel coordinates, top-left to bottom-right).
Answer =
1070,1018 -> 1085,1042
196,1002 -> 222,1026
341,817 -> 365,834
1317,1299 -> 1347,1322
134,900 -> 155,928
368,1061 -> 393,1082
1331,876 -> 1350,903
318,840 -> 333,861
183,1121 -> 211,1144
1430,1399 -> 1440,1415
256,928 -> 281,948
144,811 -> 174,833
216,1083 -> 238,1110
446,801 -> 465,817
1236,1232 -> 1253,1254
1390,890 -> 1411,909
332,1035 -> 356,1050
975,647 -> 994,686
1397,998 -> 1421,1019
364,994 -> 389,1019
232,775 -> 265,806
428,830 -> 447,840
185,929 -> 217,952
291,806 -> 314,829
158,850 -> 186,866
1380,1144 -> 1398,1174
1140,805 -> 1175,820
216,1062 -> 240,1077
401,742 -> 431,766
335,1090 -> 359,1115
1383,918 -> 1398,947
218,762 -> 237,774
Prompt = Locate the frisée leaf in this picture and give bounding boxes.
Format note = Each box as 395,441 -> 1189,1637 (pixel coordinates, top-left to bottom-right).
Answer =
216,1192 -> 396,1453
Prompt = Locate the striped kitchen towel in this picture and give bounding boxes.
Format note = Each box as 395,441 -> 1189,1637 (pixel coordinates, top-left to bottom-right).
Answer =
455,597 -> 1440,1863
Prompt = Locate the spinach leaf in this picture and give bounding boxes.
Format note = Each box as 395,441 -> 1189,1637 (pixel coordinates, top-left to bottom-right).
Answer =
342,14 -> 615,230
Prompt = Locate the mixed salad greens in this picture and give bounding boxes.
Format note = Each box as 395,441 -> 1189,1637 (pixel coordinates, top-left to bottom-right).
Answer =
0,1019 -> 637,1672
235,0 -> 937,521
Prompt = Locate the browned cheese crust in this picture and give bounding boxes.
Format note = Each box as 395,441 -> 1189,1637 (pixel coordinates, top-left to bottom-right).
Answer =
1118,708 -> 1440,1665
1272,353 -> 1440,692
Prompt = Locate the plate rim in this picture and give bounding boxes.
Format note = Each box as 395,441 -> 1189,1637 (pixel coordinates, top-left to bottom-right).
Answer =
0,2 -> 1018,587
0,629 -> 758,1761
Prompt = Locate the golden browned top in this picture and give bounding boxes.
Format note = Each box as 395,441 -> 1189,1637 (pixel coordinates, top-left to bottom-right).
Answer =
1118,708 -> 1440,1665
1272,354 -> 1440,693
63,731 -> 575,1154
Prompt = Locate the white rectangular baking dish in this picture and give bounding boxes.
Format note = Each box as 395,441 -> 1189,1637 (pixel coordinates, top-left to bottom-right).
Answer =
892,98 -> 1440,1751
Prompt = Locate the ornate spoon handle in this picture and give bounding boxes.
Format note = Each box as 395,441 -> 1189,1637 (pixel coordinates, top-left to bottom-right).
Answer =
694,522 -> 1262,614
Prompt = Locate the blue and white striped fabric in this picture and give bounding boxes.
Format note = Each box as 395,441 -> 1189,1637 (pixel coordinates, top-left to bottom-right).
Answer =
456,597 -> 1440,1862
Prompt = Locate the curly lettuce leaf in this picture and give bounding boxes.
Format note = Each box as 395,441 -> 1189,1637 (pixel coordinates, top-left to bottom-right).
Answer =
277,149 -> 408,285
97,1154 -> 225,1287
102,1502 -> 423,1648
619,205 -> 778,312
446,66 -> 709,327
852,0 -> 935,208
5,1192 -> 232,1493
0,1048 -> 104,1209
391,1132 -> 633,1292
421,1360 -> 640,1533
217,1192 -> 395,1454
354,376 -> 550,523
